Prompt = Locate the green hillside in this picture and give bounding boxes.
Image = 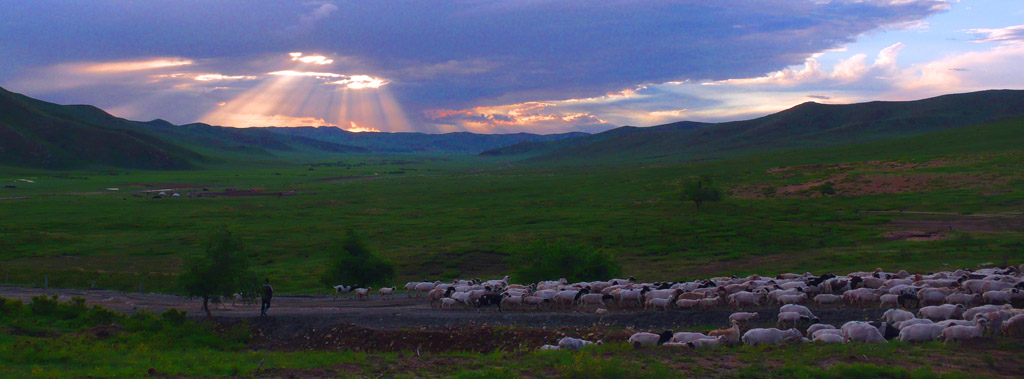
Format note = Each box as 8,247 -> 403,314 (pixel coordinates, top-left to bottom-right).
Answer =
483,90 -> 1024,163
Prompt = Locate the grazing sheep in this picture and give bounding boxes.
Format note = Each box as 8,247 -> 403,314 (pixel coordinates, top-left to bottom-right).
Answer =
963,304 -> 1013,321
413,282 -> 438,297
595,307 -> 609,315
777,294 -> 807,305
524,296 -> 550,311
882,309 -> 915,325
813,333 -> 846,344
557,337 -> 599,351
708,323 -> 742,345
899,323 -> 946,343
333,285 -> 354,298
916,288 -> 949,307
670,331 -> 711,344
354,287 -> 371,300
687,336 -> 727,349
941,319 -> 989,343
812,328 -> 843,340
777,312 -> 816,329
699,296 -> 723,309
728,312 -> 759,326
378,287 -> 396,300
539,344 -> 559,351
879,294 -> 900,308
741,328 -> 804,346
440,298 -> 458,309
629,330 -> 674,347
945,293 -> 983,307
1001,314 -> 1024,337
779,304 -> 815,318
918,304 -> 966,321
728,291 -> 762,309
840,322 -> 887,343
806,324 -> 836,338
896,318 -> 934,330
983,289 -> 1018,305
647,297 -> 676,311
814,294 -> 842,305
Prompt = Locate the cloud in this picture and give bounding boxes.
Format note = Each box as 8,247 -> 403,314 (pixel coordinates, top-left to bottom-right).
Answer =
966,25 -> 1024,44
193,74 -> 259,81
289,52 -> 334,65
327,75 -> 388,89
74,58 -> 194,73
344,121 -> 381,133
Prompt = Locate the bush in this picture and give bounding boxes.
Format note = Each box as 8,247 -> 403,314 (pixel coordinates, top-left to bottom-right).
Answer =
319,230 -> 395,287
508,241 -> 621,284
814,182 -> 837,195
160,308 -> 189,326
125,311 -> 162,333
0,296 -> 25,316
85,306 -> 120,325
682,175 -> 722,208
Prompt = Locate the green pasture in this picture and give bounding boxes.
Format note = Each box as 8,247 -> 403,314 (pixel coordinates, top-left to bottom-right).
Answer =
1,118 -> 1023,294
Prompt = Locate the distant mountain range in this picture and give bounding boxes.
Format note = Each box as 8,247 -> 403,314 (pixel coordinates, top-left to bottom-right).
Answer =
0,87 -> 584,169
4,86 -> 1024,170
482,89 -> 1024,163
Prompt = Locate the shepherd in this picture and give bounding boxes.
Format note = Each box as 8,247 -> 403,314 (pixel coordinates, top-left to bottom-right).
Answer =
261,278 -> 274,317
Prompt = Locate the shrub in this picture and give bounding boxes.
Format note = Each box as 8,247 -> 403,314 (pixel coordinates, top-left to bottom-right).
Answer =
0,296 -> 25,316
319,230 -> 395,287
125,310 -> 162,333
682,175 -> 722,208
508,241 -> 621,284
85,306 -> 120,325
161,308 -> 189,326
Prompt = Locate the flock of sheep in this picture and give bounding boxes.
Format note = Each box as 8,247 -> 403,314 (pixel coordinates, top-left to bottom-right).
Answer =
382,264 -> 1024,349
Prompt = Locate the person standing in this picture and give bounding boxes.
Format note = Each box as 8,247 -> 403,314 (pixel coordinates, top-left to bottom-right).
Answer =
260,278 -> 274,317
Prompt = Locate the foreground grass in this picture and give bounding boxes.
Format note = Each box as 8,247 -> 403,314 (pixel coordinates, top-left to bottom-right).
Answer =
2,296 -> 1021,378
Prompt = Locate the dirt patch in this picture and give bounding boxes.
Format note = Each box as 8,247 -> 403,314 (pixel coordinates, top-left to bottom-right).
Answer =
192,189 -> 299,198
883,230 -> 949,242
734,173 -> 1014,198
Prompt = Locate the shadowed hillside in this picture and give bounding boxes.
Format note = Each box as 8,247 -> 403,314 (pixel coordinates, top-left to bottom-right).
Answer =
266,127 -> 588,154
483,90 -> 1024,163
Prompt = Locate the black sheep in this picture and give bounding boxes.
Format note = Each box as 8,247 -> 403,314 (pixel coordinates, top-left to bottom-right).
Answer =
476,294 -> 503,312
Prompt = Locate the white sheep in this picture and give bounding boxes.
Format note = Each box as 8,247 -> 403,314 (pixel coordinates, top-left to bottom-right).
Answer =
539,344 -> 559,351
879,294 -> 899,308
812,333 -> 846,344
557,336 -> 598,351
670,331 -> 711,343
354,287 -> 371,300
840,322 -> 887,343
882,309 -> 915,325
940,320 -> 988,343
779,304 -> 815,318
812,328 -> 843,339
777,294 -> 807,305
899,323 -> 946,343
629,331 -> 674,347
728,312 -> 759,325
917,304 -> 966,321
813,294 -> 842,305
777,311 -> 814,329
741,328 -> 803,346
982,289 -> 1018,305
963,304 -> 1013,321
1002,314 -> 1024,337
595,308 -> 609,315
378,287 -> 395,300
945,293 -> 982,307
806,323 -> 835,338
440,298 -> 458,309
687,336 -> 727,349
675,299 -> 700,309
895,318 -> 933,330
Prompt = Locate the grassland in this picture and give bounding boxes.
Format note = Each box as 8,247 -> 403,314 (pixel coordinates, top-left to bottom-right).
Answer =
1,295 -> 1021,378
1,118 -> 1024,295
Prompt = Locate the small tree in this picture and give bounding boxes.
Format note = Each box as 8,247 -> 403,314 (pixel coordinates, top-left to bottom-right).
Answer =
508,240 -> 621,284
683,175 -> 722,209
319,230 -> 395,288
179,229 -> 258,317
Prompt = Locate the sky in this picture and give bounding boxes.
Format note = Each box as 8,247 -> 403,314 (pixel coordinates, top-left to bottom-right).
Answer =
1,1 -> 1023,134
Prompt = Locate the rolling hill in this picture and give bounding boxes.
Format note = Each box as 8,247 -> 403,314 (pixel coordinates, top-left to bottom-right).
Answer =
0,87 -> 584,169
482,90 -> 1024,163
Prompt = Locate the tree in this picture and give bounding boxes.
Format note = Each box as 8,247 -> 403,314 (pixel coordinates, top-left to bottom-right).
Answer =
508,240 -> 621,284
319,230 -> 395,288
179,229 -> 258,317
683,175 -> 722,209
